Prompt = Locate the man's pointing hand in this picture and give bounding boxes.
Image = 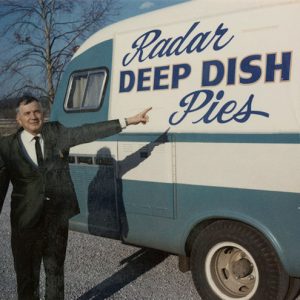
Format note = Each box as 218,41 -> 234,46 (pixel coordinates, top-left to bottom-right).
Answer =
126,107 -> 152,125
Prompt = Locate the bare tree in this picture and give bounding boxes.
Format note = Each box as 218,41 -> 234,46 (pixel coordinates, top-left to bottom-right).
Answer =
0,0 -> 119,103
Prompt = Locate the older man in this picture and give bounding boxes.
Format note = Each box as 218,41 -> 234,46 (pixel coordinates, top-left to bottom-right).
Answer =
0,95 -> 151,300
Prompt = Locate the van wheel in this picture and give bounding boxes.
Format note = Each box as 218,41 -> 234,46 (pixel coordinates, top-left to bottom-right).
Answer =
190,220 -> 289,300
285,277 -> 300,300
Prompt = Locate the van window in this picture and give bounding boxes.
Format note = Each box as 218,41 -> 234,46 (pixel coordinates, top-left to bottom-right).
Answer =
64,69 -> 107,111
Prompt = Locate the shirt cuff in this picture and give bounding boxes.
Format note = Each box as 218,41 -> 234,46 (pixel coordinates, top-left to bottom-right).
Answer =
119,118 -> 127,129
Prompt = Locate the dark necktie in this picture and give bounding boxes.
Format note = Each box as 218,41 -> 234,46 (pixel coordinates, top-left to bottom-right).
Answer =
34,136 -> 44,166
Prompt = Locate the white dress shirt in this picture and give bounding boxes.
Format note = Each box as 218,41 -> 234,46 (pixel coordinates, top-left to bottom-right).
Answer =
20,130 -> 44,166
120,118 -> 127,129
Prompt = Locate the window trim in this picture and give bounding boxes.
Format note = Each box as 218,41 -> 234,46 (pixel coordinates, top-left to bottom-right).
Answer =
63,67 -> 109,113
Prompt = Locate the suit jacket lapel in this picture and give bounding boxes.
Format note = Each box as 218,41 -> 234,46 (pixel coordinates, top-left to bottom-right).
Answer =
16,129 -> 39,169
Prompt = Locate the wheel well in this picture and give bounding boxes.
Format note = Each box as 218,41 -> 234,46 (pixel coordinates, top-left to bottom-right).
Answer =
185,218 -> 217,256
185,218 -> 271,257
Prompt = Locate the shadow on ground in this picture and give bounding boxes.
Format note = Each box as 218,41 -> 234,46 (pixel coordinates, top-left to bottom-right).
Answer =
77,248 -> 169,300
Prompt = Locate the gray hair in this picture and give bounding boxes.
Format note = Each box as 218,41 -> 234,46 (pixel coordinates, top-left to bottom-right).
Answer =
16,95 -> 43,113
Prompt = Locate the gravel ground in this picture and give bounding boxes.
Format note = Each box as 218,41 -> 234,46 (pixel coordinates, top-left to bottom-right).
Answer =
0,187 -> 200,300
1,187 -> 299,300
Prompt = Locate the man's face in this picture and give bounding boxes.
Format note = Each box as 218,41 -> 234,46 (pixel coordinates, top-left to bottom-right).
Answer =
16,101 -> 44,135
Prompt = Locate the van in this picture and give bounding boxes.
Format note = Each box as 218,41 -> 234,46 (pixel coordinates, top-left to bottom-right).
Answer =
50,1 -> 300,299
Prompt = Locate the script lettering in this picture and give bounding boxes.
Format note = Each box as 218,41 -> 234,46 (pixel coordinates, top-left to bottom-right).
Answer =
122,22 -> 234,66
169,90 -> 269,125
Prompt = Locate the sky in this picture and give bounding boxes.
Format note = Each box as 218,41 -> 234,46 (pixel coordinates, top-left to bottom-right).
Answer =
114,0 -> 189,22
0,0 -> 191,100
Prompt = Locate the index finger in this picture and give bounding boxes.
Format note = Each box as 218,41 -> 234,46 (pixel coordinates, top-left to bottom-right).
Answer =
142,107 -> 152,115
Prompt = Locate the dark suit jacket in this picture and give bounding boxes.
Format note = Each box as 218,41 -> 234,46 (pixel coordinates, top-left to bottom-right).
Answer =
0,120 -> 121,230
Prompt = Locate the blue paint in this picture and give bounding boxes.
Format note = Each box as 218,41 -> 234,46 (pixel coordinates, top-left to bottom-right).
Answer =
119,63 -> 191,92
169,89 -> 269,125
172,64 -> 191,88
137,68 -> 152,91
119,70 -> 135,92
227,58 -> 236,85
69,174 -> 300,276
98,132 -> 300,144
202,60 -> 224,86
240,55 -> 262,84
153,66 -> 170,90
266,52 -> 291,82
122,180 -> 175,219
51,40 -> 113,127
122,22 -> 234,66
175,183 -> 300,276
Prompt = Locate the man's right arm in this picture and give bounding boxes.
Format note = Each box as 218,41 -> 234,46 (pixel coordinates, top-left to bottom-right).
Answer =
55,107 -> 152,149
57,120 -> 122,149
51,107 -> 152,150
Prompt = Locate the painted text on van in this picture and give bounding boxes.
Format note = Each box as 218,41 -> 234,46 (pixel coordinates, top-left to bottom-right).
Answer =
202,52 -> 291,86
119,52 -> 291,92
119,64 -> 191,92
169,90 -> 269,125
122,22 -> 234,66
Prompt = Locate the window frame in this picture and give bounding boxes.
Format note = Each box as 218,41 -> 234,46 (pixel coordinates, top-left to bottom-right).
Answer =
63,67 -> 109,113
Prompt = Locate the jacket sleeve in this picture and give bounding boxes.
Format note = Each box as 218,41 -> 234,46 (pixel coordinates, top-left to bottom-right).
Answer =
56,120 -> 122,149
0,153 -> 9,215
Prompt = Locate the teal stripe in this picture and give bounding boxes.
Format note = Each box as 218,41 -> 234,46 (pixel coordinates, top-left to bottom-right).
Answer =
99,132 -> 300,144
120,180 -> 300,275
68,161 -> 300,275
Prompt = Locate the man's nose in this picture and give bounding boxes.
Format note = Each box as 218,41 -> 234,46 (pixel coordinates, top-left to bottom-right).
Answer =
30,112 -> 38,119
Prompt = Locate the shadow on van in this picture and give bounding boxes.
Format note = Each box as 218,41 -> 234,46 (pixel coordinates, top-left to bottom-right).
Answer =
87,129 -> 169,239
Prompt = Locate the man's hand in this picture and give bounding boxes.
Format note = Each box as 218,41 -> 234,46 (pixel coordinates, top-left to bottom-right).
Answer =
126,107 -> 152,126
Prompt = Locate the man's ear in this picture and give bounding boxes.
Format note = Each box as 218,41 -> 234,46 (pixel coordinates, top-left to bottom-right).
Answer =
16,114 -> 22,126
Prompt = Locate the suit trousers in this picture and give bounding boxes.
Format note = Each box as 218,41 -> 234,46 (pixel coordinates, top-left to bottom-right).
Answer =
11,200 -> 69,300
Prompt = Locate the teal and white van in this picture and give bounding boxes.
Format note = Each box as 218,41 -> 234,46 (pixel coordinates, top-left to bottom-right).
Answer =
51,1 -> 300,299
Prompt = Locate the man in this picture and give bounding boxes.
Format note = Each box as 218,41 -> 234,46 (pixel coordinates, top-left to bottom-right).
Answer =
0,95 -> 151,300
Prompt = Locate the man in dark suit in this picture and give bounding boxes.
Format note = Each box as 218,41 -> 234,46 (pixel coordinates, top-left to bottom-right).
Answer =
0,95 -> 151,300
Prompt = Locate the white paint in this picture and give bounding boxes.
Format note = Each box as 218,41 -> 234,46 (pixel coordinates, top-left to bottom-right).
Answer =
70,140 -> 175,184
74,0 -> 300,58
176,142 -> 300,193
71,141 -> 300,194
69,1 -> 300,195
109,3 -> 300,133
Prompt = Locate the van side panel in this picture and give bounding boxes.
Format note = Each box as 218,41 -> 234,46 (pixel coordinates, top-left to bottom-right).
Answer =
115,133 -> 300,276
121,180 -> 300,276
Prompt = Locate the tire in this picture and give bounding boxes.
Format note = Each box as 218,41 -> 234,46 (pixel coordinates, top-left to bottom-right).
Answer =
190,220 -> 289,300
285,277 -> 300,300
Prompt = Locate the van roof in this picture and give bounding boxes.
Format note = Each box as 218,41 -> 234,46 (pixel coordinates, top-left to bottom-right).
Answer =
73,0 -> 299,58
